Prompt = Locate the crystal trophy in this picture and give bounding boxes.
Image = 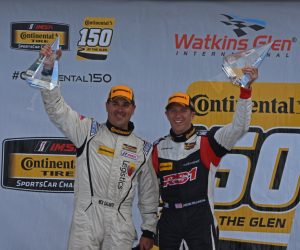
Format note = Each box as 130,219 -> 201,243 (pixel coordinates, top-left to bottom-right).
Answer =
222,42 -> 273,88
24,37 -> 60,90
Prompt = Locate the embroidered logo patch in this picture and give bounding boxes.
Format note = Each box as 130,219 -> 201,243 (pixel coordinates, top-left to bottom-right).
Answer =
121,150 -> 138,160
159,162 -> 173,171
184,142 -> 196,150
122,144 -> 137,153
97,145 -> 114,157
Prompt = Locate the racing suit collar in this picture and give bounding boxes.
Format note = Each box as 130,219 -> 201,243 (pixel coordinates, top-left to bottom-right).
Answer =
106,120 -> 134,136
170,125 -> 196,142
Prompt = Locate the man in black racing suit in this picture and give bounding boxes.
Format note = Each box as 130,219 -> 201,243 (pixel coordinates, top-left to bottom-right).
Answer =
152,67 -> 258,250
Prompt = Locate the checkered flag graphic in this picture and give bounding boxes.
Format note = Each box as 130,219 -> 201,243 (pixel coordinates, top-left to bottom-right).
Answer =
221,14 -> 265,37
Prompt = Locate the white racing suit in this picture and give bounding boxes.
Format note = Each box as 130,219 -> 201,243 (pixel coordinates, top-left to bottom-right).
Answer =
152,88 -> 253,250
41,87 -> 159,250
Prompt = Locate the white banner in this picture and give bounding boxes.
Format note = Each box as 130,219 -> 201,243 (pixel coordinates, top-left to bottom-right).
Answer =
0,1 -> 299,249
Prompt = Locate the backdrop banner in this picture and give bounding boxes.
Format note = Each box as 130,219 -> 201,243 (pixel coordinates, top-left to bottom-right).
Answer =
0,1 -> 299,249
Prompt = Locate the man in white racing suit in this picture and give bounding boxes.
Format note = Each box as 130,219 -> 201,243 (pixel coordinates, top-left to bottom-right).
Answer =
152,67 -> 258,250
39,45 -> 159,250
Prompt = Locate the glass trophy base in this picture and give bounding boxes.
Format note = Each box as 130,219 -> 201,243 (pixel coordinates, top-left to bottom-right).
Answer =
26,77 -> 58,91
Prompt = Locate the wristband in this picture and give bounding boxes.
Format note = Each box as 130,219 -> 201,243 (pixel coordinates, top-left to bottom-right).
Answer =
240,87 -> 252,99
142,230 -> 155,240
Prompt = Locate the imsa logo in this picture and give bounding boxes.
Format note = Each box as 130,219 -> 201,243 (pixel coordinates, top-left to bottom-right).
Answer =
1,138 -> 76,193
10,22 -> 69,51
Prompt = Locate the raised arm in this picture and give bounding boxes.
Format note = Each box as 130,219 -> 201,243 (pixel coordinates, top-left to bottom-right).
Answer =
39,45 -> 89,148
214,67 -> 258,150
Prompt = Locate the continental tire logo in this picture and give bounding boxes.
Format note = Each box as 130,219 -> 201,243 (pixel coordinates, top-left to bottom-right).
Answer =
192,94 -> 236,117
19,156 -> 74,171
1,138 -> 76,192
11,22 -> 69,51
187,81 -> 300,130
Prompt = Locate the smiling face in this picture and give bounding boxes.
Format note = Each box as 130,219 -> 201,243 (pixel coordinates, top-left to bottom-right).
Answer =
106,97 -> 135,130
165,103 -> 195,135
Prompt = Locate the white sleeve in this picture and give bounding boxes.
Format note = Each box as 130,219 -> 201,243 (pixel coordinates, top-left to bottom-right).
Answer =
214,97 -> 252,150
41,87 -> 90,148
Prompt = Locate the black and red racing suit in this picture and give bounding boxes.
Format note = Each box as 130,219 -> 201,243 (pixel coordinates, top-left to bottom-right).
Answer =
152,88 -> 252,250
